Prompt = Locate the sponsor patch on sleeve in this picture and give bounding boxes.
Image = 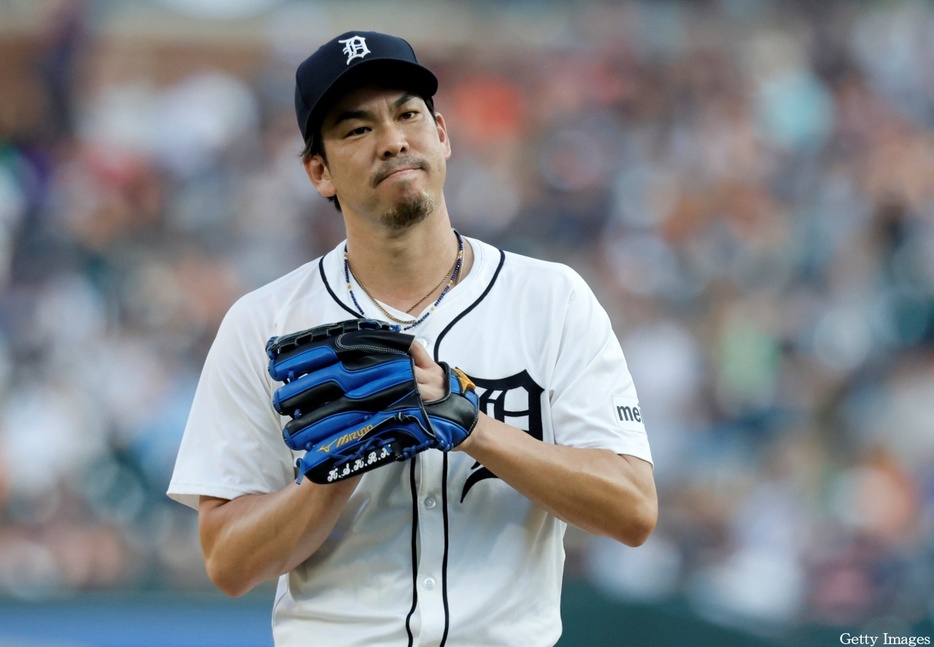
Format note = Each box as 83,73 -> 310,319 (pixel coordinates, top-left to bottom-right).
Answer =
612,396 -> 646,434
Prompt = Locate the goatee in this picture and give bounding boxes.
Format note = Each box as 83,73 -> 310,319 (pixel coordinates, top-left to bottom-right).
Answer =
382,193 -> 435,232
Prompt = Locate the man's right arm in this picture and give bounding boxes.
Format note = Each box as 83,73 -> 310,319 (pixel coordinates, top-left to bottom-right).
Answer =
197,476 -> 359,597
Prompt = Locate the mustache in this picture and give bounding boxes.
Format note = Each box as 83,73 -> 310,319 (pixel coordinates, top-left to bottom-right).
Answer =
371,156 -> 430,187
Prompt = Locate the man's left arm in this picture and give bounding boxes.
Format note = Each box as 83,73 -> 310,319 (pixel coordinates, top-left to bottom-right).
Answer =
411,342 -> 657,546
462,413 -> 656,545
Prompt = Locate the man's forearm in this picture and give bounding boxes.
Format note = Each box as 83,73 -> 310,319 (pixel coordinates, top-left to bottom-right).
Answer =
198,477 -> 359,596
457,414 -> 657,546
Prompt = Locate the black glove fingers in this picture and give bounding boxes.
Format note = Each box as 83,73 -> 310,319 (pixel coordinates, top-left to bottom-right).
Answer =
282,379 -> 416,442
272,357 -> 415,415
338,330 -> 415,356
267,343 -> 339,382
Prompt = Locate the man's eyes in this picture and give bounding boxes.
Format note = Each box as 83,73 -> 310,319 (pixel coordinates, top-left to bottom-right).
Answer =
345,126 -> 370,137
342,111 -> 419,137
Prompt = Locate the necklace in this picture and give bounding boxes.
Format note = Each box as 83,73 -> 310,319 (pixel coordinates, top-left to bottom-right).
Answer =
344,230 -> 464,331
404,261 -> 455,314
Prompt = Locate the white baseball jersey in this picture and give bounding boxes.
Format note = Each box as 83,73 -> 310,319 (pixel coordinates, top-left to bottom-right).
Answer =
168,236 -> 652,647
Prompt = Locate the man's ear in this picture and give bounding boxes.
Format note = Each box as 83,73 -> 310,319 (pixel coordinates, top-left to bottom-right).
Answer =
434,112 -> 452,160
303,156 -> 336,198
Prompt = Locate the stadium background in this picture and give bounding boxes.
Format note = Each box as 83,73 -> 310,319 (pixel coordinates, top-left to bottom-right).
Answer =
1,0 -> 933,645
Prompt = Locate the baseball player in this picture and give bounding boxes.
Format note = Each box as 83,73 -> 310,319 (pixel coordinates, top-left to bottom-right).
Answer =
167,31 -> 656,647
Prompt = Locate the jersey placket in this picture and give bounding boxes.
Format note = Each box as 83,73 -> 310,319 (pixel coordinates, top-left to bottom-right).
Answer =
410,448 -> 449,644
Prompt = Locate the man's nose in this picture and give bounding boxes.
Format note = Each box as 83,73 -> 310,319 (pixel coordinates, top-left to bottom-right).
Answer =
379,123 -> 408,158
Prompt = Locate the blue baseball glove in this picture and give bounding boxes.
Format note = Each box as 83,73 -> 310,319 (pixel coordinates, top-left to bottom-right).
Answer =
266,318 -> 479,484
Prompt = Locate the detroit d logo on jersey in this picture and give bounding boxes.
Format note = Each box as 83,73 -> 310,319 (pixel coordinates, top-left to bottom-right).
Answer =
460,370 -> 544,502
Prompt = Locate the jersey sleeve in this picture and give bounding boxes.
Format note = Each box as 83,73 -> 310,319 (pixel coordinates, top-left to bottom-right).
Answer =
549,271 -> 653,465
167,297 -> 295,510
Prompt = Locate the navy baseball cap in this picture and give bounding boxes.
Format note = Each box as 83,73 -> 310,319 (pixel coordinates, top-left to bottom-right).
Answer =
294,31 -> 438,144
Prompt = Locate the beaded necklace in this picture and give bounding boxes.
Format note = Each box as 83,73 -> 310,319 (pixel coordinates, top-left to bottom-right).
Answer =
343,230 -> 464,331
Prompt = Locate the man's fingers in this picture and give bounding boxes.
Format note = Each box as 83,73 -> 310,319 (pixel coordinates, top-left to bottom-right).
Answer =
409,339 -> 445,402
409,338 -> 434,368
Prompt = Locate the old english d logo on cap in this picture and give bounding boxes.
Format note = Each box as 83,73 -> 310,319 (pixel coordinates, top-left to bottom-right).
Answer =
294,31 -> 438,143
339,35 -> 371,64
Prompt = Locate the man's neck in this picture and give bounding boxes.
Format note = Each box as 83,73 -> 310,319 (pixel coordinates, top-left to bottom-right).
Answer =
343,215 -> 473,312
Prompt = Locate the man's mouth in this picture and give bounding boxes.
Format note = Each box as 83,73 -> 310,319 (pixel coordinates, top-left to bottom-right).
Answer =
372,159 -> 429,187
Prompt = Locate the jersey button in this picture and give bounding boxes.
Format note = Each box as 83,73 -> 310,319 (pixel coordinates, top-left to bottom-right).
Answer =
423,577 -> 436,590
424,497 -> 436,509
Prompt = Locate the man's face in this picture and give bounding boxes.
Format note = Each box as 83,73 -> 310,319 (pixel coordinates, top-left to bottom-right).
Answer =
309,86 -> 451,231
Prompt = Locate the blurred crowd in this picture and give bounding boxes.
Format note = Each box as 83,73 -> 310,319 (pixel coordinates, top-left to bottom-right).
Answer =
1,0 -> 933,640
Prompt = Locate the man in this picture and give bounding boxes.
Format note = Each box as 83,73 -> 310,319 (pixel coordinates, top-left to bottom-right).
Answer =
168,30 -> 656,647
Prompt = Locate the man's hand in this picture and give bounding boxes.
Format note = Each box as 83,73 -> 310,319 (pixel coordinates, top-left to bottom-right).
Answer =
409,339 -> 446,402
